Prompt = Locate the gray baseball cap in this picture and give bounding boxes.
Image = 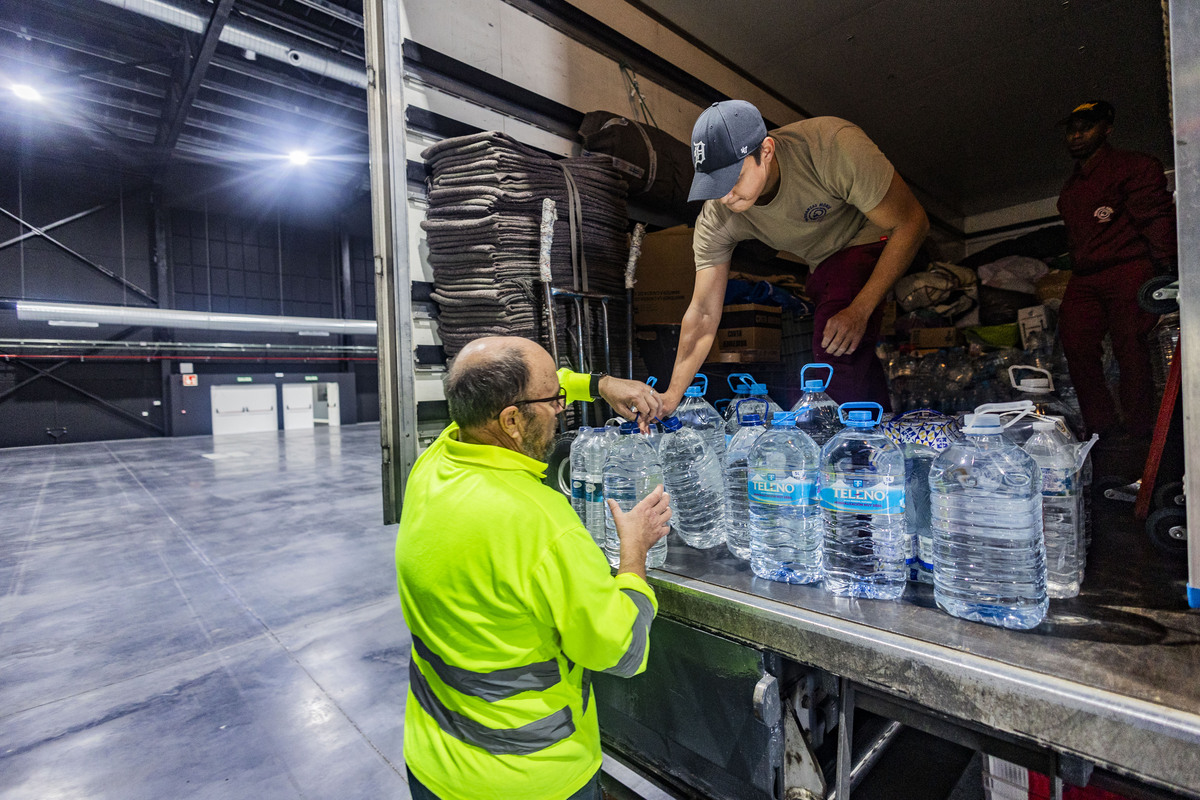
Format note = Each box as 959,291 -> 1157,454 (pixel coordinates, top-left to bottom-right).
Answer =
688,100 -> 769,202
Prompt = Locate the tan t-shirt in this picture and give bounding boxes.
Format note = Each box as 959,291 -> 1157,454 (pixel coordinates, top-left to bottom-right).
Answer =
693,117 -> 895,271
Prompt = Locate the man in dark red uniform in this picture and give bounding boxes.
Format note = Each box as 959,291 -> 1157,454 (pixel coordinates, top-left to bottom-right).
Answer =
1056,101 -> 1176,441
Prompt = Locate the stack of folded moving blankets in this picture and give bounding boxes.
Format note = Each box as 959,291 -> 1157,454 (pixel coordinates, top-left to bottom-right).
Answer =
420,131 -> 631,364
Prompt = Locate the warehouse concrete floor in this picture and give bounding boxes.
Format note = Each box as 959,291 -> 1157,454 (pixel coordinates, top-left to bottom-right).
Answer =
1,425 -> 412,799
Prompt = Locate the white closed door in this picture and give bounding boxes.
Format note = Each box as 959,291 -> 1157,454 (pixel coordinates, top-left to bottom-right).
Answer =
282,383 -> 316,430
324,383 -> 340,426
211,385 -> 278,436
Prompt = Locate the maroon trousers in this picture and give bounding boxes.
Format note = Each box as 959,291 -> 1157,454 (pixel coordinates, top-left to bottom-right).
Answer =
808,241 -> 891,409
1058,260 -> 1158,438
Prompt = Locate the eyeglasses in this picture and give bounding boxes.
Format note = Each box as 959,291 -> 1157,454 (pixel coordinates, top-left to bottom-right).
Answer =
512,387 -> 567,409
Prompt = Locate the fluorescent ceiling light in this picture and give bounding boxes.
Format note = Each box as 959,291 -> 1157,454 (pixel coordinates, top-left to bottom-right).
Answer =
288,150 -> 310,166
47,320 -> 100,328
12,84 -> 42,102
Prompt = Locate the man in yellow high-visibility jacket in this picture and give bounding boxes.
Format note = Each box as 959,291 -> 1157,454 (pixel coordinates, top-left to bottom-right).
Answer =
396,335 -> 672,800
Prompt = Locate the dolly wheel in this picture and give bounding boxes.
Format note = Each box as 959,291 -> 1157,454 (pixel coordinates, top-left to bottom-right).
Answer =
1146,507 -> 1188,556
1137,274 -> 1179,315
1154,480 -> 1185,510
544,430 -> 579,496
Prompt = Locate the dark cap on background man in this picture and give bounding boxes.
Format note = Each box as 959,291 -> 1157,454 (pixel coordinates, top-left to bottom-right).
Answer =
1059,101 -> 1116,126
687,100 -> 769,201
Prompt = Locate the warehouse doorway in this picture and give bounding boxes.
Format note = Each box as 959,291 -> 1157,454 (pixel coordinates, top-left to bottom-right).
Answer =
283,382 -> 342,430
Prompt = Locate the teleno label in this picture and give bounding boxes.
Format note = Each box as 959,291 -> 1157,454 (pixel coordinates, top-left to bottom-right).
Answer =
747,469 -> 816,506
818,477 -> 904,514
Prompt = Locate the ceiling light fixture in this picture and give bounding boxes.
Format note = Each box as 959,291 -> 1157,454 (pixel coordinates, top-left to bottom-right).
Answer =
12,84 -> 42,102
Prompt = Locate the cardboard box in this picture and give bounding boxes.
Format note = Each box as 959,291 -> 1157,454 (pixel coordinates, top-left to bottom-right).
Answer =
1017,305 -> 1051,349
910,326 -> 961,349
707,303 -> 782,363
633,225 -> 696,326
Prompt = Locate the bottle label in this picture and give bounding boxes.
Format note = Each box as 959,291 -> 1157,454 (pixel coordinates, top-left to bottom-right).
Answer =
818,476 -> 905,513
585,480 -> 604,503
571,478 -> 586,501
747,469 -> 816,506
1040,468 -> 1073,496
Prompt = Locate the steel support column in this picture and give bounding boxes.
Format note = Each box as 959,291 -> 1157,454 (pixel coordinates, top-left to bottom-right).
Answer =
1168,0 -> 1200,606
364,0 -> 417,523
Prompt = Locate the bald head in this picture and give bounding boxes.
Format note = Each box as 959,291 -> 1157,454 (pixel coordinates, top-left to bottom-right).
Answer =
446,336 -> 554,431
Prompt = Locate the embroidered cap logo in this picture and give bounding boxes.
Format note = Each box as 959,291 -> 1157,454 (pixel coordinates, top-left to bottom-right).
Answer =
692,140 -> 706,168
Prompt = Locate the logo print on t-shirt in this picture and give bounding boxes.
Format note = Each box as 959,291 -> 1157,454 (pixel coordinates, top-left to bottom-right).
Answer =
805,202 -> 831,222
1093,206 -> 1114,223
692,141 -> 706,168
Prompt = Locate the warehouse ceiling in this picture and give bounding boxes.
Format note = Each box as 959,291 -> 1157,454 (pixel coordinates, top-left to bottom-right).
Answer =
634,0 -> 1176,219
0,0 -> 369,209
0,0 -> 1177,222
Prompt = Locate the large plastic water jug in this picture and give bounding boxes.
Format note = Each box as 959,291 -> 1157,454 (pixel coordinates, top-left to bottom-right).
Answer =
819,402 -> 908,599
929,412 -> 1047,629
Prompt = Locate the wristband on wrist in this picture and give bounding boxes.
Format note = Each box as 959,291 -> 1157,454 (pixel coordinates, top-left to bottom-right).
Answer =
589,372 -> 607,399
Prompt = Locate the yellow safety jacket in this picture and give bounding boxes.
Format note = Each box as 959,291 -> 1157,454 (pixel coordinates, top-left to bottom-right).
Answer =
396,370 -> 656,800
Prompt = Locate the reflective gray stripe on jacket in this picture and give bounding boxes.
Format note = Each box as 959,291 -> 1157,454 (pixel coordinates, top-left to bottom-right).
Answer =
411,635 -> 560,701
408,659 -> 576,755
601,588 -> 654,678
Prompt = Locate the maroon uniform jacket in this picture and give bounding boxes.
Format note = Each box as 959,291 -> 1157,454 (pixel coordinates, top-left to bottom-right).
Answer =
1057,143 -> 1176,276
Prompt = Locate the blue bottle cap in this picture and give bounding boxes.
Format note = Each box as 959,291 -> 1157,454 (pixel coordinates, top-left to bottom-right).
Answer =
740,413 -> 764,426
749,381 -> 769,396
577,426 -> 592,433
684,373 -> 709,397
771,411 -> 797,427
619,421 -> 640,434
845,410 -> 874,427
660,415 -> 683,432
802,379 -> 825,391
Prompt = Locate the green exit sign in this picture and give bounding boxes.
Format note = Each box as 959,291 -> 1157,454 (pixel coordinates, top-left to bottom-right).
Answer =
236,377 -> 253,383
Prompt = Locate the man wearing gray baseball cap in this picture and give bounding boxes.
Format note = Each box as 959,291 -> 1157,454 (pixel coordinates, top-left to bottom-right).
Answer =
659,100 -> 929,413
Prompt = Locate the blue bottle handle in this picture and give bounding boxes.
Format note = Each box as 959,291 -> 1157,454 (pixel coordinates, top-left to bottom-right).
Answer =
689,373 -> 708,395
727,372 -> 755,393
801,363 -> 833,391
837,401 -> 884,425
733,397 -> 770,425
645,376 -> 657,388
714,398 -> 730,414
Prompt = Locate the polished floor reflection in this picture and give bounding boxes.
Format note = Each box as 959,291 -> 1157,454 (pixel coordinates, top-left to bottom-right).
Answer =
1,425 -> 412,800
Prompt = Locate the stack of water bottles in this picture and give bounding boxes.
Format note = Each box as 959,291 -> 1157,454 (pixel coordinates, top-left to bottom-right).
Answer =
563,368 -> 1074,633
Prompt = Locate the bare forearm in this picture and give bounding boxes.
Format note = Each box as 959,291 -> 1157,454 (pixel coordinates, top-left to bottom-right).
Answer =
616,548 -> 648,581
665,307 -> 718,409
851,222 -> 927,313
